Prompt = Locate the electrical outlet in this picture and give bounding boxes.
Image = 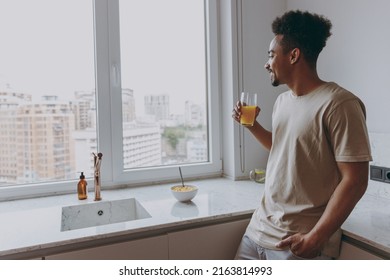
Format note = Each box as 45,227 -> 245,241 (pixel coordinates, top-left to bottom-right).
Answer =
370,165 -> 384,181
385,168 -> 390,183
370,165 -> 390,184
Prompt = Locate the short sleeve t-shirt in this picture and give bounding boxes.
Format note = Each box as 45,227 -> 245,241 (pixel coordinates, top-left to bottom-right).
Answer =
245,82 -> 372,258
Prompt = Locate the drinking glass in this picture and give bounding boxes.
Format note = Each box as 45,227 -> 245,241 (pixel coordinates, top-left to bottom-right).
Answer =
249,168 -> 266,183
240,92 -> 257,126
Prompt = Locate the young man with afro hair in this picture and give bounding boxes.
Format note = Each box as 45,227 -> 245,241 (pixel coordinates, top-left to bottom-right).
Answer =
233,10 -> 371,260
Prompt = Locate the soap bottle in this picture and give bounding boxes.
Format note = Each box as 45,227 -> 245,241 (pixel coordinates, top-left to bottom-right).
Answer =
77,172 -> 88,200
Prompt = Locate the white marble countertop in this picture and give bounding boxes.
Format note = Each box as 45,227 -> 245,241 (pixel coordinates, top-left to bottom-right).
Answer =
0,177 -> 389,259
341,192 -> 390,257
0,178 -> 261,259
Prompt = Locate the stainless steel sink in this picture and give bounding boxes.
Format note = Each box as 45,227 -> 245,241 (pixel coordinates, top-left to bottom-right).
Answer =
61,198 -> 151,231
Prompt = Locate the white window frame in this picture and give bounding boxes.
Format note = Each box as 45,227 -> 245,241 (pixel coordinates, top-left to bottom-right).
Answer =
0,0 -> 221,200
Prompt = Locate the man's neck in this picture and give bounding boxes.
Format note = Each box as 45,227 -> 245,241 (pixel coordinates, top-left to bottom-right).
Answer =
288,67 -> 325,96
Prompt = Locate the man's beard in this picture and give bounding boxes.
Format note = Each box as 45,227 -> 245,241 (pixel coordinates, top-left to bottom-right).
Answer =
271,75 -> 279,87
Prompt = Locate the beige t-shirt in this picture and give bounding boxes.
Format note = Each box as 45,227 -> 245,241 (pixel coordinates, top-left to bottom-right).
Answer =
245,82 -> 372,258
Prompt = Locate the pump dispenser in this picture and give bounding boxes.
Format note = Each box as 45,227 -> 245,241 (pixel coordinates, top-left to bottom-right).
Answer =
77,172 -> 88,200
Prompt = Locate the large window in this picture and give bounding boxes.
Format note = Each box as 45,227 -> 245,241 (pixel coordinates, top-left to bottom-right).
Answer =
0,0 -> 221,197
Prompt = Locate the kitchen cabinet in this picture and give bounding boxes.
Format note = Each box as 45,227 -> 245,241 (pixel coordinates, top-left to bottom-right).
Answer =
337,241 -> 384,260
33,219 -> 390,260
44,218 -> 250,260
46,235 -> 169,260
168,219 -> 250,259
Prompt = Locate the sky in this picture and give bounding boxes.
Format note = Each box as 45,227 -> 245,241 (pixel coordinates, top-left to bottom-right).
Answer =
119,0 -> 206,115
0,0 -> 206,116
0,0 -> 95,97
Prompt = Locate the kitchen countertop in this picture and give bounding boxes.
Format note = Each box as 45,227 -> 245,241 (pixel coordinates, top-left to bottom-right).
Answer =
0,177 -> 389,259
340,192 -> 390,258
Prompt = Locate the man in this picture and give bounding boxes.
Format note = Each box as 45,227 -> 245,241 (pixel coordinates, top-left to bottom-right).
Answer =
233,10 -> 372,260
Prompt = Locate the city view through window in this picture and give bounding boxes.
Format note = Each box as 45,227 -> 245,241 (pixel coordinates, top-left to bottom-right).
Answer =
0,0 -> 208,187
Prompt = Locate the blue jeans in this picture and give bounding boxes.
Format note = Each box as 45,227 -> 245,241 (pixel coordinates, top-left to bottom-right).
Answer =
235,234 -> 332,260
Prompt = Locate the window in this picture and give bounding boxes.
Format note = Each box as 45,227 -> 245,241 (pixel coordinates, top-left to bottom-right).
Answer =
0,0 -> 95,187
0,0 -> 221,198
119,0 -> 208,172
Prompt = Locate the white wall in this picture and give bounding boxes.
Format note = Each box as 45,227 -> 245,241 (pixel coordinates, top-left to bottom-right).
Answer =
221,0 -> 286,179
287,0 -> 390,133
222,0 -> 389,178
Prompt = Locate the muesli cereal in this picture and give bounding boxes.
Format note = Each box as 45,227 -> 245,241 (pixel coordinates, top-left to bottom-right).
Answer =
172,185 -> 196,192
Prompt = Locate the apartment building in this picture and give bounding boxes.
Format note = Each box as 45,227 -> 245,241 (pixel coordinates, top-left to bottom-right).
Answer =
0,93 -> 75,184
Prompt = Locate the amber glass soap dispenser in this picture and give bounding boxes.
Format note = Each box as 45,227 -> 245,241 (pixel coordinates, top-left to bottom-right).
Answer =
77,172 -> 88,200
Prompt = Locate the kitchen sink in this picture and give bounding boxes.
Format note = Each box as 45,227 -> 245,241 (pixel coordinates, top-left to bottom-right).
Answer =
61,198 -> 151,231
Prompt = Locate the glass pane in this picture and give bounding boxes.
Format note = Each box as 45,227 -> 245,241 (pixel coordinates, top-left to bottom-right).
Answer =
0,0 -> 95,186
119,0 -> 208,170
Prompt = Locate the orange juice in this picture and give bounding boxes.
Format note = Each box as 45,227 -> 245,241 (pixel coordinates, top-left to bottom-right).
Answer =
240,105 -> 256,126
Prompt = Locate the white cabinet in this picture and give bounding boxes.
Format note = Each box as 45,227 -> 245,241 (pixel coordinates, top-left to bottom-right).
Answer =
45,218 -> 250,260
337,241 -> 383,260
168,219 -> 250,260
46,235 -> 168,260
43,221 -> 387,260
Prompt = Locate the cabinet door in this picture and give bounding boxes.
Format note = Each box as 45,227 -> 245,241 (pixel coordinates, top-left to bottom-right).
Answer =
46,235 -> 168,260
168,219 -> 250,260
337,241 -> 383,260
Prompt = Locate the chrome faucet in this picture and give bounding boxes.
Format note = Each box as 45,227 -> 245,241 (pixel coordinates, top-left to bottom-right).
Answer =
93,152 -> 103,201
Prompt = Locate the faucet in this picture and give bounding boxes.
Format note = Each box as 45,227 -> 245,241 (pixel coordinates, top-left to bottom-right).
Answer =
93,152 -> 103,201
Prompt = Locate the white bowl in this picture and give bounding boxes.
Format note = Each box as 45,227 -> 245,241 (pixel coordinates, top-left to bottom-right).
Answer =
171,185 -> 198,202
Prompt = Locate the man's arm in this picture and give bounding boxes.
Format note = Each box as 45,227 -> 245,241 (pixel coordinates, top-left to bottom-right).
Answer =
246,121 -> 273,151
276,161 -> 369,258
232,101 -> 273,151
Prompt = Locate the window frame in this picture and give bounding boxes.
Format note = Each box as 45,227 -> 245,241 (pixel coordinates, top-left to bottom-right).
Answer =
0,0 -> 221,200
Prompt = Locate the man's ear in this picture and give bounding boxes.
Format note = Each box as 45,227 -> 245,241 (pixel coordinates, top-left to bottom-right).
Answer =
290,48 -> 300,64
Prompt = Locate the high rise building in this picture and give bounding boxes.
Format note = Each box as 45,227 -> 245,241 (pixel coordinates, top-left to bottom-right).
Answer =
185,101 -> 205,127
73,128 -> 98,178
186,138 -> 208,162
122,88 -> 136,122
144,94 -> 170,121
73,90 -> 96,130
0,92 -> 76,185
0,92 -> 31,185
123,122 -> 162,169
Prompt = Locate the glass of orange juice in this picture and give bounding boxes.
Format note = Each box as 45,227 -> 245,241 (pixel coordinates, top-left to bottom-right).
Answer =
240,92 -> 257,126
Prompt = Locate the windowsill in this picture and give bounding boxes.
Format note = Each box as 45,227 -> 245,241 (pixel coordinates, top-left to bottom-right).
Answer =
0,177 -> 389,259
